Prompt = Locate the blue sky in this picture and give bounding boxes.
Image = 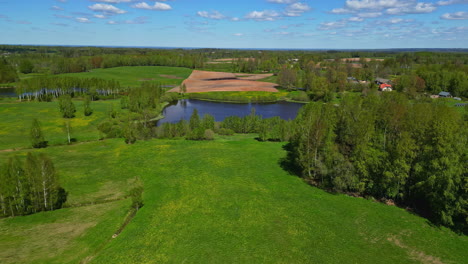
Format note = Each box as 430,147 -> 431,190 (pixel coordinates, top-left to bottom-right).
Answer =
0,0 -> 467,49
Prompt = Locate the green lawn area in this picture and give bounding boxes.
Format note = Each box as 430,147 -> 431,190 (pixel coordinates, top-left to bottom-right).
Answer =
0,98 -> 123,150
1,135 -> 466,263
58,66 -> 193,88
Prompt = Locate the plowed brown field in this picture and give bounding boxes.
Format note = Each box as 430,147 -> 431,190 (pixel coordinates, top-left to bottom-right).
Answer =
168,70 -> 278,93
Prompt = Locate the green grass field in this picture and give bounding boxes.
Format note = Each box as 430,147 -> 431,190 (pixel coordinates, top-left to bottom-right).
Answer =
0,98 -> 123,150
14,66 -> 193,88
0,135 -> 466,263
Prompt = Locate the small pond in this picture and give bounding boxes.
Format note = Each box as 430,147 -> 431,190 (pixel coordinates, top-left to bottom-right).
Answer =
0,88 -> 16,97
157,99 -> 305,125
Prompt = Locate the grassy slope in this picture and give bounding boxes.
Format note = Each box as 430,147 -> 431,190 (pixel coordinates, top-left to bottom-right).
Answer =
0,135 -> 466,263
0,200 -> 130,264
0,99 -> 122,150
57,66 -> 193,88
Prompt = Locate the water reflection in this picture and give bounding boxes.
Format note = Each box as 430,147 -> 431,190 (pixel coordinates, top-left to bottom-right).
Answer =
158,99 -> 304,125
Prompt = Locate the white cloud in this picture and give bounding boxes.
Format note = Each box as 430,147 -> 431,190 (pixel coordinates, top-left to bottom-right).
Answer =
437,0 -> 468,6
345,0 -> 402,10
358,12 -> 382,17
107,20 -> 118,25
330,8 -> 354,14
245,10 -> 281,21
197,11 -> 225,20
332,0 -> 437,16
88,4 -> 127,14
51,6 -> 63,11
231,17 -> 240,21
132,2 -> 172,11
284,2 -> 311,17
441,11 -> 468,19
94,14 -> 107,19
76,17 -> 92,23
386,3 -> 436,15
233,33 -> 244,36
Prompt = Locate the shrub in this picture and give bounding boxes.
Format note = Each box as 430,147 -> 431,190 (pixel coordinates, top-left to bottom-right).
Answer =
204,129 -> 215,140
217,128 -> 234,136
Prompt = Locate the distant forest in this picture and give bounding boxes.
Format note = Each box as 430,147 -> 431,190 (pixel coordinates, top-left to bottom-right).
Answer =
1,45 -> 467,100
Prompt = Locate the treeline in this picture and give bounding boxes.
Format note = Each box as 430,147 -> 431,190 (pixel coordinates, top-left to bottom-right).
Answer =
17,77 -> 121,101
156,108 -> 294,142
0,153 -> 67,217
0,58 -> 18,83
285,93 -> 467,232
2,46 -> 206,75
188,92 -> 278,103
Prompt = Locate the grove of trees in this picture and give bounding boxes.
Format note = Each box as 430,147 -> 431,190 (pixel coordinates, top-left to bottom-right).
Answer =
285,93 -> 467,232
0,153 -> 67,217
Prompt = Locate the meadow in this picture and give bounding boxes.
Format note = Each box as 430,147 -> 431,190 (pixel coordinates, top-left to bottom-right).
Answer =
0,98 -> 122,150
58,66 -> 193,88
13,66 -> 194,88
0,135 -> 466,263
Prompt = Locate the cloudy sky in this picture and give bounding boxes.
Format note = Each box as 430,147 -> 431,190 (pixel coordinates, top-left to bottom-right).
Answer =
0,0 -> 467,49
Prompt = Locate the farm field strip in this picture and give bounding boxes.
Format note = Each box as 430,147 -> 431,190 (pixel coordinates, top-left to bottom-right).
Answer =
169,70 -> 279,93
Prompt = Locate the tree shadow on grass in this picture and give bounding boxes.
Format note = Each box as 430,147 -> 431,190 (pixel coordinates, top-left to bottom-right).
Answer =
278,142 -> 302,176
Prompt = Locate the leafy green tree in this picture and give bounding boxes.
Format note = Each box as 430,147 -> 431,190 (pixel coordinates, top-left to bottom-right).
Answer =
201,114 -> 215,130
278,65 -> 297,91
84,95 -> 93,116
30,118 -> 47,148
58,95 -> 76,118
180,83 -> 187,95
189,109 -> 200,131
19,60 -> 34,74
123,119 -> 137,144
0,58 -> 18,83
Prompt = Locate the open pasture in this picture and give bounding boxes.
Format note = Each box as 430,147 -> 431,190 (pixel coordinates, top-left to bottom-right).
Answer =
1,136 -> 466,263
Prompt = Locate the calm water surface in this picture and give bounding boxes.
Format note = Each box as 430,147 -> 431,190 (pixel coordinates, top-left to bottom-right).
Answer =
0,88 -> 16,97
158,99 -> 305,125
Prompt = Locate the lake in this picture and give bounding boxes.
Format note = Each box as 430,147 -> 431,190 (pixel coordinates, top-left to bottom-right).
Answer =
0,88 -> 16,97
158,99 -> 305,125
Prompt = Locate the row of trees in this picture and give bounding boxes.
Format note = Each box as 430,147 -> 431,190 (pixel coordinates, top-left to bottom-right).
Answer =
17,77 -> 121,101
0,153 -> 67,217
285,93 -> 467,232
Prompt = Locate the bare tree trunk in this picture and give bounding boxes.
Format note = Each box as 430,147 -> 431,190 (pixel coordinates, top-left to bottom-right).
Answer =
42,166 -> 48,210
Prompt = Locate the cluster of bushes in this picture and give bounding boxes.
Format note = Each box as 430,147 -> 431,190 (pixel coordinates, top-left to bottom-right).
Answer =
287,91 -> 310,102
98,83 -> 180,143
285,93 -> 467,232
155,108 -> 294,142
0,153 -> 67,217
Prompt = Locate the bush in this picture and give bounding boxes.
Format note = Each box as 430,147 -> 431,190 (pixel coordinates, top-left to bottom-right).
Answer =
217,128 -> 234,136
204,129 -> 215,140
288,91 -> 309,102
